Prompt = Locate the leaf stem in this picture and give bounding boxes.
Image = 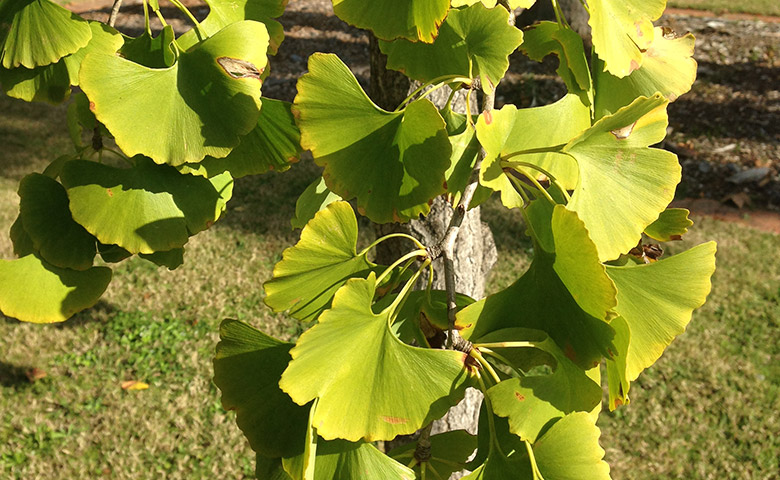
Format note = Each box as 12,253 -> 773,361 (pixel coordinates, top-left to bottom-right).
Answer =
525,440 -> 547,480
386,257 -> 430,319
359,232 -> 426,256
479,347 -> 525,377
502,160 -> 572,203
508,173 -> 554,206
471,348 -> 501,384
475,341 -> 535,349
375,249 -> 428,286
500,144 -> 566,161
168,0 -> 204,41
475,371 -> 505,458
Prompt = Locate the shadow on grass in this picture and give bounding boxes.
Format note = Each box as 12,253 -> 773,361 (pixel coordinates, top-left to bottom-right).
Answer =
0,359 -> 34,388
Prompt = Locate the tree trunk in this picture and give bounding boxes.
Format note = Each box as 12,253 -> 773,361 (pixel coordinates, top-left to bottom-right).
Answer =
517,0 -> 591,48
369,35 -> 497,478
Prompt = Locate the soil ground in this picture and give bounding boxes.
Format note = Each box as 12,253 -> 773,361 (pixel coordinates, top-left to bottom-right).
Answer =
69,0 -> 780,233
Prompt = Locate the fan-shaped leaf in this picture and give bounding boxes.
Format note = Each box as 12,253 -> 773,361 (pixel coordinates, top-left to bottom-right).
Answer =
293,53 -> 451,223
291,177 -> 342,230
564,94 -> 680,262
264,201 -> 374,322
604,242 -> 716,407
284,438 -> 415,480
379,3 -> 523,93
0,254 -> 111,323
213,319 -> 310,458
389,430 -> 477,479
595,27 -> 697,118
118,24 -> 176,69
61,158 -> 227,254
79,20 -> 268,165
0,0 -> 92,69
644,208 -> 693,242
476,94 -> 590,207
18,173 -> 96,270
482,328 -> 602,442
588,0 -> 666,78
332,0 -> 449,43
531,413 -> 611,479
279,275 -> 471,442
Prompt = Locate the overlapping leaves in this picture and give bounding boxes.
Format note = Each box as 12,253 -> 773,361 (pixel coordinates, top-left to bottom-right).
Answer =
379,3 -> 523,93
279,274 -> 471,442
332,0 -> 449,42
293,53 -> 451,223
80,20 -> 268,165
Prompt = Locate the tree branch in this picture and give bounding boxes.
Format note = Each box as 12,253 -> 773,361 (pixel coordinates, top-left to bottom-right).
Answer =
108,0 -> 122,27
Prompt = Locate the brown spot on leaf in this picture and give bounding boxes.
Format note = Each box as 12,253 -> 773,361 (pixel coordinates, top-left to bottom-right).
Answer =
629,59 -> 640,73
357,206 -> 366,216
442,180 -> 448,191
381,416 -> 408,425
564,344 -> 577,362
392,210 -> 402,223
106,188 -> 113,197
614,397 -> 624,407
89,101 -> 96,112
217,56 -> 264,80
611,122 -> 637,140
483,110 -> 493,125
515,392 -> 525,401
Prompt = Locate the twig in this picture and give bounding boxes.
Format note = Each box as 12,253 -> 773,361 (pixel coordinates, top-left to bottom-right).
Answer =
108,0 -> 122,27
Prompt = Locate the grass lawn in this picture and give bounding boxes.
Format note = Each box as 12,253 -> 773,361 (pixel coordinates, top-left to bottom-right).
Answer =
668,0 -> 780,16
1,94 -> 778,479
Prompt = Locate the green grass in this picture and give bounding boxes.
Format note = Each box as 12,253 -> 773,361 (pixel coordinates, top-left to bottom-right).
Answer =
668,0 -> 780,16
1,89 -> 779,480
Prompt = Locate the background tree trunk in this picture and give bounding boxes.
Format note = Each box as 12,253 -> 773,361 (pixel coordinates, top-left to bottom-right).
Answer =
369,36 -> 497,478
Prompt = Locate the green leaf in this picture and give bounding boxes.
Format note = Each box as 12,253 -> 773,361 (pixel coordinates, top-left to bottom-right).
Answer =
284,438 -> 415,480
0,0 -> 92,69
194,98 -> 302,179
532,413 -> 611,479
458,206 -> 616,368
177,0 -> 287,54
79,21 -> 268,165
379,3 -> 523,93
293,53 -> 451,223
332,0 -> 449,43
0,21 -> 122,104
594,27 -> 696,118
97,242 -> 132,264
588,0 -> 666,78
520,21 -> 592,104
482,328 -> 602,442
0,254 -> 111,323
291,177 -> 342,230
264,201 -> 374,322
564,94 -> 680,262
18,173 -> 96,270
118,25 -> 176,69
61,158 -> 227,254
279,274 -> 471,442
213,319 -> 310,459
138,248 -> 184,270
389,430 -> 477,479
604,242 -> 716,406
476,94 -> 590,207
643,208 -> 693,242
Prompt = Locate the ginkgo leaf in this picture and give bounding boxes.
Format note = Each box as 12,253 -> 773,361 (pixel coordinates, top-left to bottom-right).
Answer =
389,430 -> 477,479
177,0 -> 286,54
61,158 -> 227,254
0,21 -> 122,104
481,328 -> 602,442
595,27 -> 697,118
264,201 -> 374,322
604,242 -> 716,407
279,274 -> 471,442
564,94 -> 680,262
293,53 -> 451,223
531,412 -> 611,479
18,173 -> 96,270
0,0 -> 92,69
194,98 -> 302,179
643,208 -> 693,242
0,254 -> 111,323
291,177 -> 342,230
588,0 -> 666,78
118,25 -> 176,69
284,438 -> 415,480
457,206 -> 616,368
379,3 -> 523,93
476,94 -> 590,207
138,248 -> 184,270
520,21 -> 592,103
213,319 -> 310,458
332,0 -> 449,43
79,20 -> 268,166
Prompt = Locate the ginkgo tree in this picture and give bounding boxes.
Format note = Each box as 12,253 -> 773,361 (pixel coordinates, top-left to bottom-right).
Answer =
0,0 -> 715,478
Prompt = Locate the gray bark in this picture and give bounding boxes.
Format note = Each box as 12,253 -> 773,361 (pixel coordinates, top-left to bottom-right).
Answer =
369,35 -> 497,478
